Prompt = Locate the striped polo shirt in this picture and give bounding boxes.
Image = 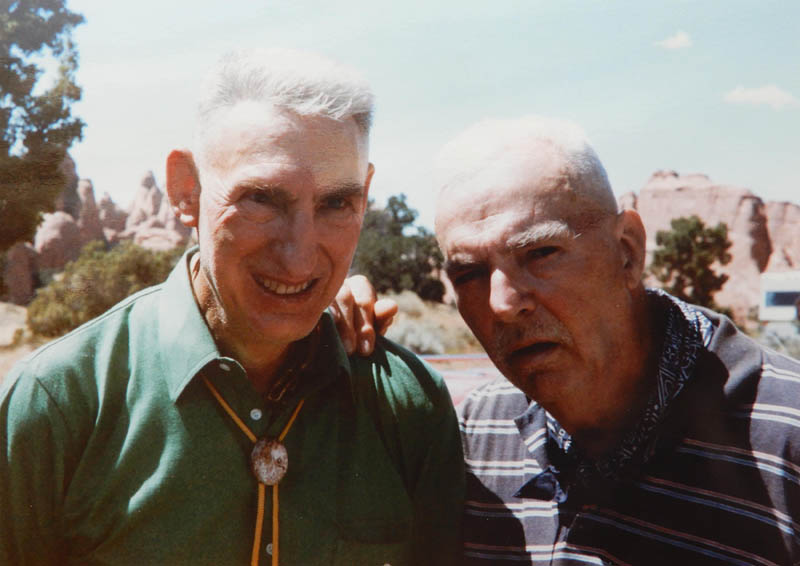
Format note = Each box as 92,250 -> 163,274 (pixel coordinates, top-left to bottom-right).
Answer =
460,292 -> 800,565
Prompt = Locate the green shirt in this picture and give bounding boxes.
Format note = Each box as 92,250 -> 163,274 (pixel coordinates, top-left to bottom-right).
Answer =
0,252 -> 464,565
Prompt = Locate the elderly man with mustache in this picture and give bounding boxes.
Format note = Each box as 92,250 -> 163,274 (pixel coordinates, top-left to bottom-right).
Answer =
342,115 -> 800,565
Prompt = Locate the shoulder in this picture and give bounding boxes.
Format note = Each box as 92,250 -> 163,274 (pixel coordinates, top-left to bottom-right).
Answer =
344,336 -> 464,492
688,309 -> 800,461
698,307 -> 800,396
348,336 -> 452,415
1,284 -> 163,412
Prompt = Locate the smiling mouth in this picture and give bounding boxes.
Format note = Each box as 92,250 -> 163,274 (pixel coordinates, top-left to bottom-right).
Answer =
255,275 -> 317,296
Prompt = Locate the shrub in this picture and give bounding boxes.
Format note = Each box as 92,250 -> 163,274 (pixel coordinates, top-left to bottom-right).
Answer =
27,241 -> 183,336
383,290 -> 481,355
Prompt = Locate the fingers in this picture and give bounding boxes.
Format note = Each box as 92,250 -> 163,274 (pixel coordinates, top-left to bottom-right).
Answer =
352,303 -> 376,356
333,275 -> 397,356
348,275 -> 379,355
332,283 -> 357,355
374,298 -> 398,336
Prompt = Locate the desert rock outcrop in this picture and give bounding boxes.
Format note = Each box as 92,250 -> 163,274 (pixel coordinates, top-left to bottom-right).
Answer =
2,163 -> 191,305
620,171 -> 799,324
76,179 -> 106,245
97,192 -> 129,242
2,243 -> 37,305
33,211 -> 83,272
764,201 -> 800,272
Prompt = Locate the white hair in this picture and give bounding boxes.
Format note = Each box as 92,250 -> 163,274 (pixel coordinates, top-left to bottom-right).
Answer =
435,115 -> 617,213
194,48 -> 374,148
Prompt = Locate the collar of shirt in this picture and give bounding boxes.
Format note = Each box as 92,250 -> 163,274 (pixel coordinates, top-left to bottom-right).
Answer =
515,290 -> 714,500
156,247 -> 352,403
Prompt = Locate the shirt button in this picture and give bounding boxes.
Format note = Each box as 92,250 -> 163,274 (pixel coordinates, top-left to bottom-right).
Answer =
250,408 -> 263,421
219,361 -> 231,371
266,543 -> 273,555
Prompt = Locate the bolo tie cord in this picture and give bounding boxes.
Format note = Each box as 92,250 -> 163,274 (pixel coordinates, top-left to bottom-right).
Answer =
203,377 -> 305,566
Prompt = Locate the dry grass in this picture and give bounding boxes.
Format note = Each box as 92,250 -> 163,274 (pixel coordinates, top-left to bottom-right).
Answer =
382,291 -> 482,355
0,302 -> 41,385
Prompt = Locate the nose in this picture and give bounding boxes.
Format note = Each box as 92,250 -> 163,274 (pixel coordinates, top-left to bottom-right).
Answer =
274,212 -> 317,279
488,268 -> 536,322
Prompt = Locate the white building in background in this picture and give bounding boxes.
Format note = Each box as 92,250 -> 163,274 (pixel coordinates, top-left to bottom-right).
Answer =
759,271 -> 800,323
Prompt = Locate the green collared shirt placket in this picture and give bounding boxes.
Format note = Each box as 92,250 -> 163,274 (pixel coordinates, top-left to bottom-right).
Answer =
0,250 -> 464,566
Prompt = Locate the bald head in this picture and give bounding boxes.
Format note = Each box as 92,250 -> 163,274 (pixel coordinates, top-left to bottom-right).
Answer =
434,116 -> 617,237
431,116 -> 651,439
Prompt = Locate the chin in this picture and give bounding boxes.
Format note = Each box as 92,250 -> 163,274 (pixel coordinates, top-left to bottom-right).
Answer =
249,314 -> 322,346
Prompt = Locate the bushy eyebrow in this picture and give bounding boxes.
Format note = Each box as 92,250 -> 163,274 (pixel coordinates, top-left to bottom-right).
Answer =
237,181 -> 365,206
318,182 -> 365,203
443,255 -> 484,276
443,221 -> 576,275
238,182 -> 293,209
505,221 -> 576,249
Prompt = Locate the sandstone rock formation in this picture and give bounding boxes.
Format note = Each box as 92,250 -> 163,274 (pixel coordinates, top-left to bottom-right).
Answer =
76,179 -> 106,245
2,243 -> 37,305
2,162 -> 192,305
121,171 -> 192,249
97,192 -> 129,242
619,170 -> 800,325
764,201 -> 800,271
33,211 -> 83,272
124,172 -> 163,232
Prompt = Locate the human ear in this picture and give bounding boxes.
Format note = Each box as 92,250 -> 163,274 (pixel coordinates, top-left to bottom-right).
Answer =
616,210 -> 647,288
166,149 -> 201,228
362,163 -> 375,209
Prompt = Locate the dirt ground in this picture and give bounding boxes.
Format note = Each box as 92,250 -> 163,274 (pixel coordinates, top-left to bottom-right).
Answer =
0,303 -> 35,385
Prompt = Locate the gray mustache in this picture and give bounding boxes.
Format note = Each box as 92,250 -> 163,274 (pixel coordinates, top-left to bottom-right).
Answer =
490,311 -> 573,354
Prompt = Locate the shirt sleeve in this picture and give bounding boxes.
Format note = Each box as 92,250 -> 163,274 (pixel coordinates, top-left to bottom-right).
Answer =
0,361 -> 71,565
360,340 -> 465,566
408,376 -> 465,566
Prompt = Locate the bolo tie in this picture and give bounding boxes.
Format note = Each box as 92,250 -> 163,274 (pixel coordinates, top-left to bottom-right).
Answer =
203,376 -> 305,566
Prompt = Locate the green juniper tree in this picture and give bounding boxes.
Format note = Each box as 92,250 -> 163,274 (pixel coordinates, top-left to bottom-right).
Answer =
351,194 -> 445,302
1,0 -> 84,252
649,215 -> 732,310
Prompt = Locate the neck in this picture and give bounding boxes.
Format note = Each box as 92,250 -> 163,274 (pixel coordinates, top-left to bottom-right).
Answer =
561,290 -> 665,460
188,253 -> 290,393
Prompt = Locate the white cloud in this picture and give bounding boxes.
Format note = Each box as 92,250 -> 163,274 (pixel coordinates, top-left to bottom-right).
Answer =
655,30 -> 692,49
724,85 -> 799,110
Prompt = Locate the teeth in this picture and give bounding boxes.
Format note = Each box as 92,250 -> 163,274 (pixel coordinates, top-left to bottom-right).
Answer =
259,277 -> 313,295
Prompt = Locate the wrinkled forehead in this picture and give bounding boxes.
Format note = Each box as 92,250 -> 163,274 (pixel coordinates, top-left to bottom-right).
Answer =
199,101 -> 368,174
438,151 -> 568,225
438,191 -> 566,252
435,162 -> 613,260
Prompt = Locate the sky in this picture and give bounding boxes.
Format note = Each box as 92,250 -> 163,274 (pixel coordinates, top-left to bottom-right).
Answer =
60,0 -> 799,229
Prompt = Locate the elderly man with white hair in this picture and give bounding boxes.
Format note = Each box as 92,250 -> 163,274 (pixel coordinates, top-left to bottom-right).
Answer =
0,49 -> 464,566
345,115 -> 800,564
